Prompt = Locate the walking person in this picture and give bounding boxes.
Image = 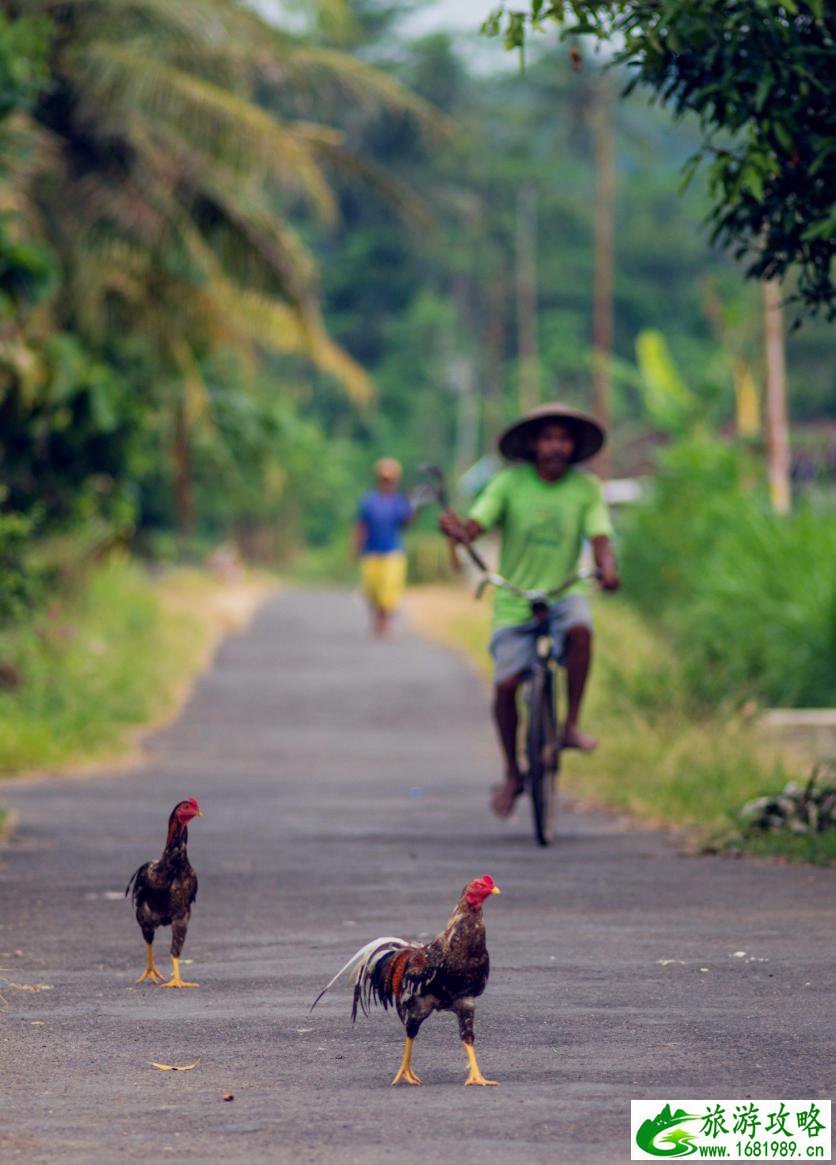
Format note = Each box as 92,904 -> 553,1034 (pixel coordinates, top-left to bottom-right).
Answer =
439,404 -> 620,818
355,457 -> 412,639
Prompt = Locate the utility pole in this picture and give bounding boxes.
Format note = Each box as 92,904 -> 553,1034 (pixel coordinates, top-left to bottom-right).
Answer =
763,278 -> 791,514
591,71 -> 614,479
452,274 -> 478,477
484,271 -> 506,450
515,184 -> 540,412
172,398 -> 195,536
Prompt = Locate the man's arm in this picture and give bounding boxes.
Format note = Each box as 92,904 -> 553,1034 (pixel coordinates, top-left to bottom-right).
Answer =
591,534 -> 620,591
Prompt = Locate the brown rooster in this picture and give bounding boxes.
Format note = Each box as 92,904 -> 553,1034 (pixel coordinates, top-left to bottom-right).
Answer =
126,798 -> 203,988
312,875 -> 501,1086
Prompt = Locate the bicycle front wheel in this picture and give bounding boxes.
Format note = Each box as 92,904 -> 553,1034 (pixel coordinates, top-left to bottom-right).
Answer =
526,665 -> 560,846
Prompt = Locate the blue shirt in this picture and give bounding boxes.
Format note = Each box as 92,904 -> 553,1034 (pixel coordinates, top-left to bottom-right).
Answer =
357,491 -> 411,554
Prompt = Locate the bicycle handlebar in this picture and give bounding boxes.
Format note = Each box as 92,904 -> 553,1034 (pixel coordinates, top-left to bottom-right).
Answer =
474,566 -> 602,604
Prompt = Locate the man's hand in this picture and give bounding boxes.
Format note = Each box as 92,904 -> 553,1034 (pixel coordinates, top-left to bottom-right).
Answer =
598,564 -> 620,591
438,509 -> 481,544
591,534 -> 620,591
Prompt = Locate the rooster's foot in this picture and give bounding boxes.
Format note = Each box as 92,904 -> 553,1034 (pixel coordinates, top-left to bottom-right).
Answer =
161,957 -> 199,988
134,943 -> 165,985
463,1043 -> 498,1086
391,1036 -> 422,1085
134,966 -> 165,985
391,1064 -> 422,1086
464,1067 -> 498,1086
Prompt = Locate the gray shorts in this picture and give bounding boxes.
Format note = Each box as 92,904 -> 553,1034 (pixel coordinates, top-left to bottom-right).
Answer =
489,593 -> 593,685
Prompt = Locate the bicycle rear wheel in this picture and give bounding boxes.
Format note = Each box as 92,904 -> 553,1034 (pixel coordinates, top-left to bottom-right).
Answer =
526,665 -> 560,846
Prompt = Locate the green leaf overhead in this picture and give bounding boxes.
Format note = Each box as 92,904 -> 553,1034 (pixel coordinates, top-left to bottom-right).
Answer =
482,1 -> 836,322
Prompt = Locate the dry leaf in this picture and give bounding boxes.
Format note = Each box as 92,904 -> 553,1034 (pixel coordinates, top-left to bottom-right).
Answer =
0,974 -> 54,1009
0,976 -> 53,992
149,1059 -> 201,1072
222,1092 -> 234,1102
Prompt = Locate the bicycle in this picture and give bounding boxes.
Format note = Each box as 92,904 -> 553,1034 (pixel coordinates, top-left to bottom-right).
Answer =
474,565 -> 600,846
417,464 -> 599,846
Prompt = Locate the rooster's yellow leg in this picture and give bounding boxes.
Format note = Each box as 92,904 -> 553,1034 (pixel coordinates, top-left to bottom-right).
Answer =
463,1042 -> 498,1086
391,1036 -> 422,1086
134,942 -> 165,985
160,956 -> 199,989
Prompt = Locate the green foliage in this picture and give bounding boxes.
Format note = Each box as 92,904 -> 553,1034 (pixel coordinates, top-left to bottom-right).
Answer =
0,229 -> 54,314
619,437 -> 836,708
482,1 -> 836,321
0,508 -> 42,625
634,330 -> 698,434
0,11 -> 51,122
0,559 -> 216,774
0,333 -> 139,530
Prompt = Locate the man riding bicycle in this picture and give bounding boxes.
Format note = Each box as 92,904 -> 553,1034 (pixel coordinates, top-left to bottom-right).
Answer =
439,403 -> 620,819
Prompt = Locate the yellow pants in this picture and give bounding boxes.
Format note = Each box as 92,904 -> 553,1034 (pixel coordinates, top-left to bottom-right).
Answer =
361,552 -> 407,613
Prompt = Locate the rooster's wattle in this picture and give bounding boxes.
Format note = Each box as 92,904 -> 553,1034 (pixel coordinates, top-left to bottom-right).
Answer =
312,875 -> 501,1086
125,798 -> 202,988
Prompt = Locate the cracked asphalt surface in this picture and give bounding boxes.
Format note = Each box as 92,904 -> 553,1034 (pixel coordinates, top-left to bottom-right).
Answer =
1,588 -> 834,1164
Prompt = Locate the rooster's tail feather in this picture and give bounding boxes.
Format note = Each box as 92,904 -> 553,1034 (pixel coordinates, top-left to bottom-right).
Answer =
311,936 -> 416,1016
124,863 -> 147,904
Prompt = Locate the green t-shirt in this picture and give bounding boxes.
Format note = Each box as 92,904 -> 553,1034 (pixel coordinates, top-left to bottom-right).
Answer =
468,463 -> 613,628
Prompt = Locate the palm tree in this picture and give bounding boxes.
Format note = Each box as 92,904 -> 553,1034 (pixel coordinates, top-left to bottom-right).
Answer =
9,0 -> 438,529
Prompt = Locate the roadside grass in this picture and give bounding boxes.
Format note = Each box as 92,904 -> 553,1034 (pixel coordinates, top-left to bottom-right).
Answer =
404,583 -> 835,866
0,558 -> 274,787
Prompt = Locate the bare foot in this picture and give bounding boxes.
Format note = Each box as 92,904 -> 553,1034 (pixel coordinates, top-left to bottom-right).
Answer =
490,777 -> 524,819
561,724 -> 598,752
373,611 -> 393,639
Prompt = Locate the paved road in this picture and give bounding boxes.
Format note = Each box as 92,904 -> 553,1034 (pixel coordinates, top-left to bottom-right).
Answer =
1,590 -> 834,1164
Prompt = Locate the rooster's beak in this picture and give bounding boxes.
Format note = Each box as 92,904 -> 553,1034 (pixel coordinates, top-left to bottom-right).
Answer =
196,811 -> 204,817
491,886 -> 501,895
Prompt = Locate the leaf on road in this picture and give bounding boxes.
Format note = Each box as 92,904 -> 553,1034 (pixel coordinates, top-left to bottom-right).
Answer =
223,1092 -> 234,1102
149,1059 -> 201,1071
0,975 -> 54,1008
0,976 -> 53,991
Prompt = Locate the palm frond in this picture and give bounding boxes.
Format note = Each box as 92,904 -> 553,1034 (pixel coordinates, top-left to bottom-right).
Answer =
265,45 -> 452,142
75,43 -> 339,220
197,281 -> 372,403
